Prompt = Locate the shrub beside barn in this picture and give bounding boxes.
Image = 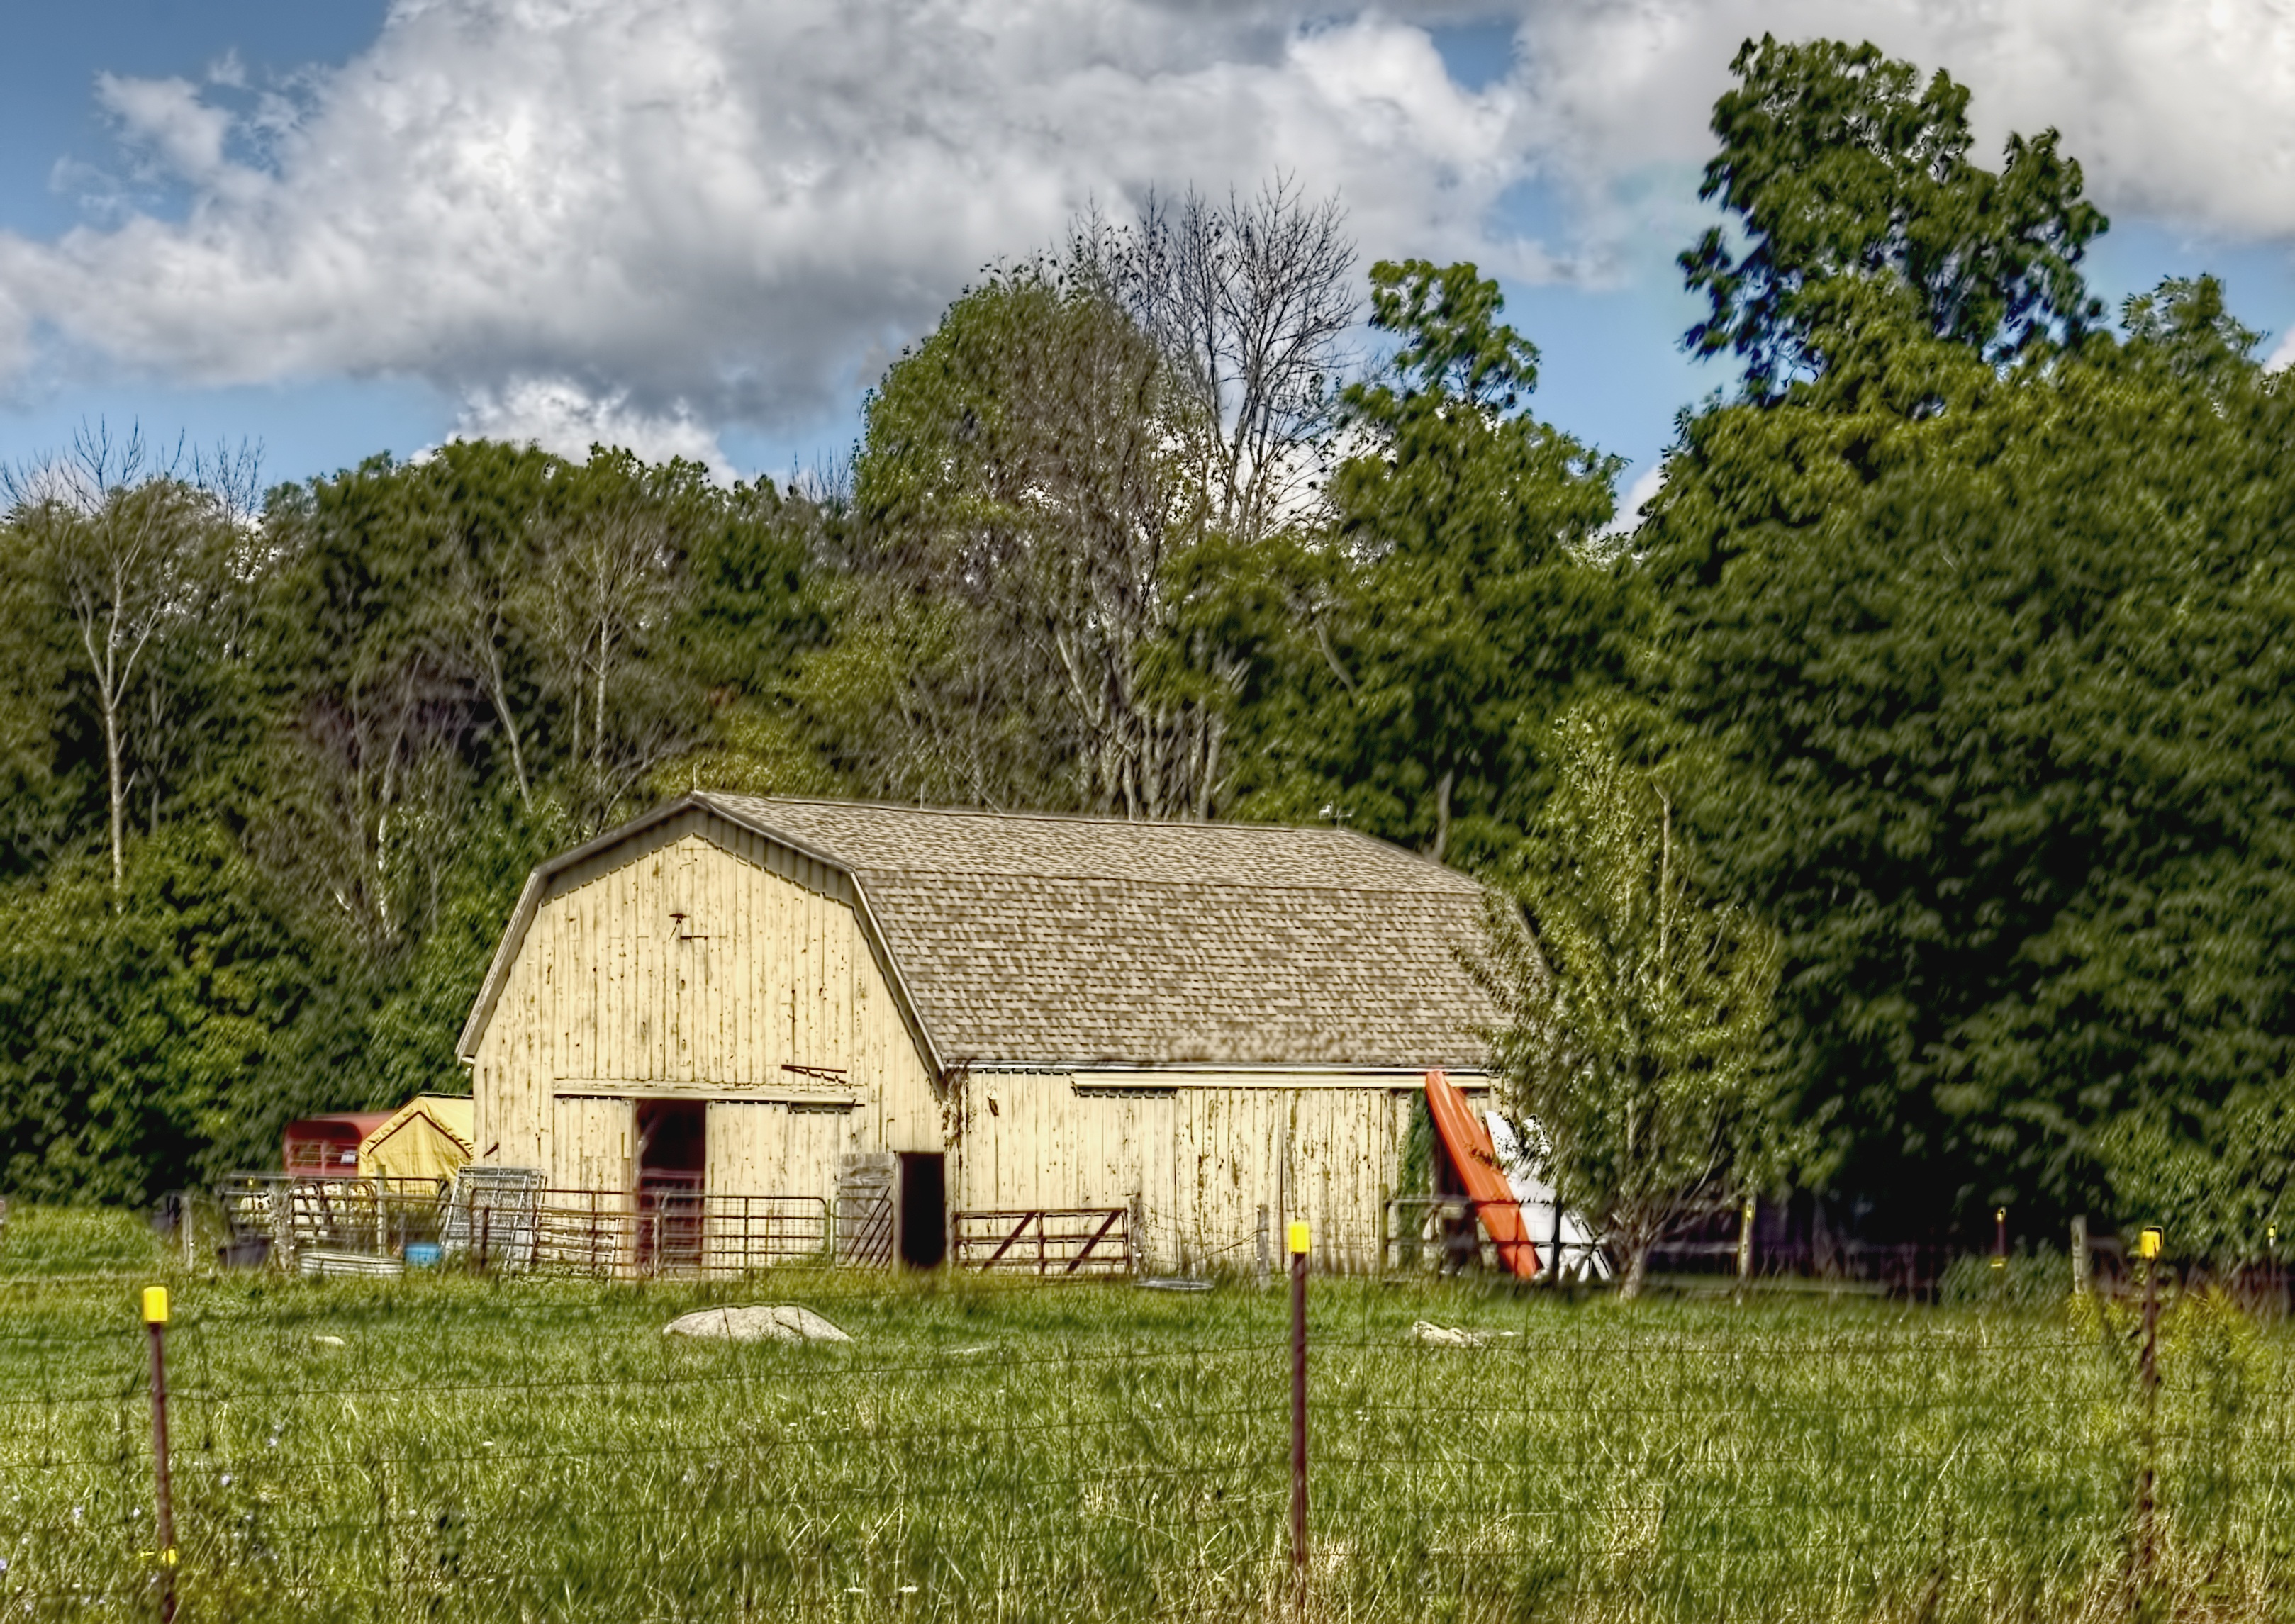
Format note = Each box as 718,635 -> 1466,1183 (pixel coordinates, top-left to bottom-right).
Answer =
456,794 -> 1496,1272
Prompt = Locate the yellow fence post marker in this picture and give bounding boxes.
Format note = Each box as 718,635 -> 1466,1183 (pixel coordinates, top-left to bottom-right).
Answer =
142,1286 -> 177,1621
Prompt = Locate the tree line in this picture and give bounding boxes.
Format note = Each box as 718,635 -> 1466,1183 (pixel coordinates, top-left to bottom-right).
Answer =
4,40 -> 2291,1277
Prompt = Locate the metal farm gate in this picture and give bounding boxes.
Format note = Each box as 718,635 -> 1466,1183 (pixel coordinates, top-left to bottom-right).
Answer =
952,1209 -> 1131,1277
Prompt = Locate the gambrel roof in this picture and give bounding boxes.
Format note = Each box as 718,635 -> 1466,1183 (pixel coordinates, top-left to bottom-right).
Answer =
459,793 -> 1496,1072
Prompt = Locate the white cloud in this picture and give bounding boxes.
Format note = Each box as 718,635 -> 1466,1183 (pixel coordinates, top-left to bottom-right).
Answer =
0,0 -> 1544,468
449,377 -> 734,478
94,73 -> 240,188
1610,464 -> 1666,536
2,0 -> 2293,470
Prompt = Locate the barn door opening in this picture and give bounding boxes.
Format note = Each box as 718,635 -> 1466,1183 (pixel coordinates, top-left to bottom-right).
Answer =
1427,1127 -> 1481,1276
896,1153 -> 946,1270
635,1099 -> 706,1275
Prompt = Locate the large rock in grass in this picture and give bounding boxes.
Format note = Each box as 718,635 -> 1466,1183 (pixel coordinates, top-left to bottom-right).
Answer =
663,1305 -> 851,1343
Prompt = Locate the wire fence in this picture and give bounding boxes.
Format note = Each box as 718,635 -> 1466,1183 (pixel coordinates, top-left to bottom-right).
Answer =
4,1245 -> 2294,1624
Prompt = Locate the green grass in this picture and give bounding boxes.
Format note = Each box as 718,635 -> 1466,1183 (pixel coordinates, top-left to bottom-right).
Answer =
3,1208 -> 2291,1622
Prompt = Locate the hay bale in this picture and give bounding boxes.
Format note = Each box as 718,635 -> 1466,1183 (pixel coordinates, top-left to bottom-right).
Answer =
663,1305 -> 851,1343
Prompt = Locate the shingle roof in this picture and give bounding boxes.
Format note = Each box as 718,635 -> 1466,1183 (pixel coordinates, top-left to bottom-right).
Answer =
697,795 -> 1495,1070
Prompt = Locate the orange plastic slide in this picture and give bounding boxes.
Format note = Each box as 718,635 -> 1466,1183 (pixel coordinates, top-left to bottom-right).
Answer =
1424,1069 -> 1541,1279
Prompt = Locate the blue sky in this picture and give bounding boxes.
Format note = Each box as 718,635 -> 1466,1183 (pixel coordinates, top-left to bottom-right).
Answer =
2,2 -> 2292,503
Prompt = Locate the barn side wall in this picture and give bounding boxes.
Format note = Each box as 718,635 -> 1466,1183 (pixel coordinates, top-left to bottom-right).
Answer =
468,809 -> 941,1211
952,1070 -> 1491,1275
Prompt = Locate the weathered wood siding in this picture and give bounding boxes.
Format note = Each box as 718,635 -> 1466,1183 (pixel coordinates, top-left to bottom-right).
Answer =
951,1070 -> 1490,1274
551,1097 -> 633,1192
703,1102 -> 854,1199
469,807 -> 940,1204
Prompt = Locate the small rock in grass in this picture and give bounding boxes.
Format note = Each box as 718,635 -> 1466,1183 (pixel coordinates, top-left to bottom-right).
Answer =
1410,1321 -> 1490,1348
312,1335 -> 347,1348
663,1305 -> 851,1344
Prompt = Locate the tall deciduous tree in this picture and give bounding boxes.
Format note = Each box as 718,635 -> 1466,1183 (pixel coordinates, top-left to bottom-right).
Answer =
1648,38 -> 2295,1241
836,261 -> 1223,816
1222,259 -> 1631,866
4,428 -> 252,897
1652,259 -> 2295,1231
1683,35 -> 2106,396
1092,177 -> 1358,546
521,470 -> 701,836
1478,703 -> 1791,1299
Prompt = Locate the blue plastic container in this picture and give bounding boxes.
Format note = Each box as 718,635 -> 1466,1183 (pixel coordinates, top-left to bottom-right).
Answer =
403,1243 -> 443,1268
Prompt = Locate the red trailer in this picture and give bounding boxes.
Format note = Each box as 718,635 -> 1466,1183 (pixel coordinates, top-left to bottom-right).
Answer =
281,1113 -> 393,1179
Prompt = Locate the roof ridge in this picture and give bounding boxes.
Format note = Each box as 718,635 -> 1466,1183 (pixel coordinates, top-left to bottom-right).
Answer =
698,789 -> 1340,830
695,790 -> 1474,877
852,865 -> 1478,896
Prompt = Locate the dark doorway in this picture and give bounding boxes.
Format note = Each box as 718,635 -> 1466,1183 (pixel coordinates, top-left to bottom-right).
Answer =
896,1153 -> 947,1270
635,1099 -> 706,1274
1428,1136 -> 1480,1276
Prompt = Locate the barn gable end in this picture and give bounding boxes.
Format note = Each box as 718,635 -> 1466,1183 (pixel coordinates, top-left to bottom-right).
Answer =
462,805 -> 943,1211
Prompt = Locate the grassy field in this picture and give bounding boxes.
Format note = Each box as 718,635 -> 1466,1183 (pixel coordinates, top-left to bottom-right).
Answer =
3,1206 -> 2292,1623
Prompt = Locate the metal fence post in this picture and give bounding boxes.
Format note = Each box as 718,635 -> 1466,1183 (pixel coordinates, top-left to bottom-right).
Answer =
1735,1197 -> 1755,1303
142,1287 -> 177,1624
1256,1204 -> 1270,1289
1288,1220 -> 1310,1588
2135,1225 -> 2163,1592
2070,1215 -> 2089,1297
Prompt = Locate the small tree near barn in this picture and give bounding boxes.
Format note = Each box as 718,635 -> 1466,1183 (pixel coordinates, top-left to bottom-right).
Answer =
1477,702 -> 1798,1299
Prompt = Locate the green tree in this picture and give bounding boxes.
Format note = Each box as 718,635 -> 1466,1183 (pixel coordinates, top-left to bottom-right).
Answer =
1223,260 -> 1631,866
1477,702 -> 1790,1298
0,826 -> 343,1202
1634,42 -> 2295,1240
834,260 -> 1227,815
1647,271 -> 2295,1235
6,441 -> 254,897
1683,35 -> 2106,396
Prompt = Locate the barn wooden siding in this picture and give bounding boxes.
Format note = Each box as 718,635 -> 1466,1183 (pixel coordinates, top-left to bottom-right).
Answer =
955,1070 -> 1486,1275
468,807 -> 941,1211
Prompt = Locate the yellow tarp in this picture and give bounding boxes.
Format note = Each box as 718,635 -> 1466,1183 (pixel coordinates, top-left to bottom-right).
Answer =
358,1095 -> 476,1184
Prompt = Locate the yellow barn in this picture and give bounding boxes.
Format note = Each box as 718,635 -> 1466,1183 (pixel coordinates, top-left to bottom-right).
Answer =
456,794 -> 1497,1273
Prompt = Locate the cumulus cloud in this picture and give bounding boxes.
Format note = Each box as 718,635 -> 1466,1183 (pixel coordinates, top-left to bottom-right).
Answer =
452,377 -> 735,478
0,0 -> 1546,467
1,0 -> 2291,471
95,74 -> 240,186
